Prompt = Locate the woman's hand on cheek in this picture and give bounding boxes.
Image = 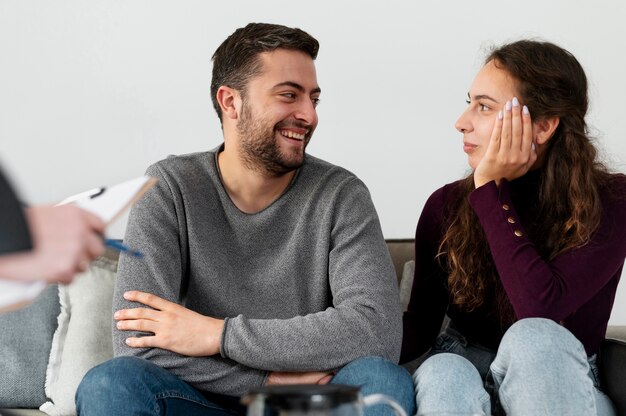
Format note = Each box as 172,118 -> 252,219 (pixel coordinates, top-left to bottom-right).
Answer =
474,97 -> 537,188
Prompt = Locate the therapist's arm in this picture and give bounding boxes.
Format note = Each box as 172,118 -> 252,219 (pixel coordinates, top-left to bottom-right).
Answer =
0,205 -> 106,283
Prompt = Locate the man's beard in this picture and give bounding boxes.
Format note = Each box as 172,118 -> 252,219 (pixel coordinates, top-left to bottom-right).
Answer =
236,101 -> 310,177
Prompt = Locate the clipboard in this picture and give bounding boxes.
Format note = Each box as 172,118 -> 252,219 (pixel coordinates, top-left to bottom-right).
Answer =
0,176 -> 157,312
57,176 -> 157,224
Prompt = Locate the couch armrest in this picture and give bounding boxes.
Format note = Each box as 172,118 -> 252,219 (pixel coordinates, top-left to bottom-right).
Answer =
599,338 -> 626,415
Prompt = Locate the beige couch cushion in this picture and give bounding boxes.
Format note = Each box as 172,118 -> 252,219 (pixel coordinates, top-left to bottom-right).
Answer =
40,258 -> 116,416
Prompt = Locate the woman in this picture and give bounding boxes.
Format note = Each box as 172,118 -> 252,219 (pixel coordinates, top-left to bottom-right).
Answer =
401,40 -> 626,415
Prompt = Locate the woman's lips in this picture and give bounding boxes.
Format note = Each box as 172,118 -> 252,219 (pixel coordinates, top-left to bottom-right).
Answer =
463,142 -> 478,153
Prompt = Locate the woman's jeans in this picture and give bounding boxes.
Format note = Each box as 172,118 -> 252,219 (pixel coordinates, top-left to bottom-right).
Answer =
76,355 -> 416,416
413,318 -> 615,416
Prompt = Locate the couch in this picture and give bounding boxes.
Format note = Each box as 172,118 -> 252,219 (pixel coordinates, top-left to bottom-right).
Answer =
1,239 -> 624,415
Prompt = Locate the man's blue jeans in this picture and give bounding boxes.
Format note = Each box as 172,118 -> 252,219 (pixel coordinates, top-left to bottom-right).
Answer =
76,356 -> 415,416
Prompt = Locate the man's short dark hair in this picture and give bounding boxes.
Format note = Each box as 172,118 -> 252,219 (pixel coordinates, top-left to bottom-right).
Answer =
210,23 -> 319,122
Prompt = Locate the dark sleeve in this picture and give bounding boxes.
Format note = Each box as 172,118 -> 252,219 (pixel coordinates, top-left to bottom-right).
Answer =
469,179 -> 626,321
400,186 -> 450,363
0,167 -> 32,255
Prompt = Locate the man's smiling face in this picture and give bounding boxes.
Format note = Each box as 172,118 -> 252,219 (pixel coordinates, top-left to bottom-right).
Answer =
236,48 -> 321,176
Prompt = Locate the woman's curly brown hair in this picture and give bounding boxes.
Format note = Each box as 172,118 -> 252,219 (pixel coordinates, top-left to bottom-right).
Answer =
441,40 -> 613,324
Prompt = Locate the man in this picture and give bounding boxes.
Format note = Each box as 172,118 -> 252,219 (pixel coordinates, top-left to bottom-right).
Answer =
0,166 -> 105,284
77,23 -> 414,416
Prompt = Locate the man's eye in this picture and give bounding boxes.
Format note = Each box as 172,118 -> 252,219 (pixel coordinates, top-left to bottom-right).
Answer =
282,93 -> 296,99
312,98 -> 320,107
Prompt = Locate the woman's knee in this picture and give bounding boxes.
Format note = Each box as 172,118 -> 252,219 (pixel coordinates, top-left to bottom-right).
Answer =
415,353 -> 480,385
491,318 -> 589,388
414,354 -> 490,414
499,318 -> 584,357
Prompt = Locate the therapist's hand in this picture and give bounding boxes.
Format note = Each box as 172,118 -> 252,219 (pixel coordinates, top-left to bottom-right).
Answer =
0,205 -> 105,283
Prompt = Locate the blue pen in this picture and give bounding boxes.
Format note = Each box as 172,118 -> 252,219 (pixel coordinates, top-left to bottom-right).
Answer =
105,239 -> 144,258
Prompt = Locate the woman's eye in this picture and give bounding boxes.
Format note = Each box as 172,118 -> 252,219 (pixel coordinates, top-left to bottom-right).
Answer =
465,99 -> 471,105
479,104 -> 490,111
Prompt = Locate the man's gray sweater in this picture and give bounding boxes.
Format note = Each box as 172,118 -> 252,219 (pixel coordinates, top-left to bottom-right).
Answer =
113,147 -> 401,396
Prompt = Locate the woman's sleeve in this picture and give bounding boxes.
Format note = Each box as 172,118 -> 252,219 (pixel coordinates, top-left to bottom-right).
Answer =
401,186 -> 450,363
469,179 -> 626,321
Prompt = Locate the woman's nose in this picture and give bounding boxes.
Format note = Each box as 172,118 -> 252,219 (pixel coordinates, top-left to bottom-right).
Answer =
455,108 -> 472,133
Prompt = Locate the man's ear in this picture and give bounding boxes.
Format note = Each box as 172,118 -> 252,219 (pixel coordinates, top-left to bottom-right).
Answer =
534,116 -> 560,145
216,86 -> 241,120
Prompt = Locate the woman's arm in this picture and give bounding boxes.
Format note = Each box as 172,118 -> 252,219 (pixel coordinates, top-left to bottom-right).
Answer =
469,178 -> 626,320
401,185 -> 451,363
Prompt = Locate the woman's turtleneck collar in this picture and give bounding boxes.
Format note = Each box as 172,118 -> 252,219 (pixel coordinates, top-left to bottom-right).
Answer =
510,168 -> 542,192
508,168 -> 543,214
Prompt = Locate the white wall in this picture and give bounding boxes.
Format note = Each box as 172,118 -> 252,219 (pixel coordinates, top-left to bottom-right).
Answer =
1,1 -> 625,323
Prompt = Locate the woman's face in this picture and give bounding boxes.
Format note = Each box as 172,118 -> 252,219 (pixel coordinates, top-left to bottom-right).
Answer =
455,60 -> 521,169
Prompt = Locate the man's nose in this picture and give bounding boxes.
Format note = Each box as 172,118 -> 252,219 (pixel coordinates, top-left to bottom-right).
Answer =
294,99 -> 318,126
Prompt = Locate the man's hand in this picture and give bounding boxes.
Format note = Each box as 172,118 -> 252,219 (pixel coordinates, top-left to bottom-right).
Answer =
0,205 -> 105,283
266,371 -> 334,386
474,97 -> 537,188
115,290 -> 224,357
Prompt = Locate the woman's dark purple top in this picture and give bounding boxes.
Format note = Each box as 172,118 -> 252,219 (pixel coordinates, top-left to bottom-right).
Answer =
401,171 -> 626,362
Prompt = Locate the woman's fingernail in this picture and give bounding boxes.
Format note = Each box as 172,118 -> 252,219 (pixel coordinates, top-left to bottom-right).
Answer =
512,97 -> 520,107
498,110 -> 503,120
523,105 -> 530,115
531,142 -> 536,151
505,101 -> 512,111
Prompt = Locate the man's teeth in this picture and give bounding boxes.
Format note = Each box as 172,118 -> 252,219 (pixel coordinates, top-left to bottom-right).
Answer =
280,130 -> 306,140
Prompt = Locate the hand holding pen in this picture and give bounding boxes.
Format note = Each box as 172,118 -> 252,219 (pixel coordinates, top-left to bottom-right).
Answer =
59,185 -> 145,259
0,205 -> 106,284
104,239 -> 143,258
